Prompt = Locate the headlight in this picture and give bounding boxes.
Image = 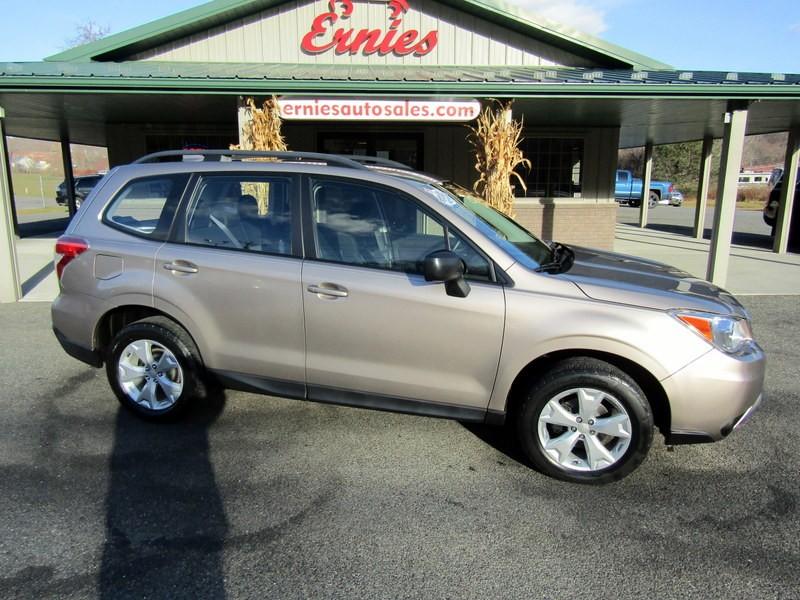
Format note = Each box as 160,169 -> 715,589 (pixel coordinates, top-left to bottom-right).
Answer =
671,310 -> 754,355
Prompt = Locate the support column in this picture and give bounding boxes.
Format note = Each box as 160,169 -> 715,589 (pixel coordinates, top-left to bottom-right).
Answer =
0,107 -> 21,302
707,102 -> 749,286
237,96 -> 253,150
60,138 -> 76,217
638,141 -> 653,228
693,135 -> 714,239
773,127 -> 799,254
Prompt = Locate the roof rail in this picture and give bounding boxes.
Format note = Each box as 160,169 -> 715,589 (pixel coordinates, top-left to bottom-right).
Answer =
336,155 -> 414,171
132,150 -> 368,169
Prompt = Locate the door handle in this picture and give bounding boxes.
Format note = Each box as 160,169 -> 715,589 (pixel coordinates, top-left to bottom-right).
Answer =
307,283 -> 349,298
164,261 -> 199,274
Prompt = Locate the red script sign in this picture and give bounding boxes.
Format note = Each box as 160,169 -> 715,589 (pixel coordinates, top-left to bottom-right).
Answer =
301,0 -> 439,57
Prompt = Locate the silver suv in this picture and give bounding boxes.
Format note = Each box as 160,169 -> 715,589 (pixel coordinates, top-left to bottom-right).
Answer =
52,150 -> 765,484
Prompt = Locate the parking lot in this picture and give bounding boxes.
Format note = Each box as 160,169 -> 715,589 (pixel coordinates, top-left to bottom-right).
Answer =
617,205 -> 773,247
1,297 -> 798,599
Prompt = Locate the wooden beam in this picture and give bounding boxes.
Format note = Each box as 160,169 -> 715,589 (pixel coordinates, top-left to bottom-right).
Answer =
707,104 -> 748,286
693,135 -> 713,239
0,106 -> 21,302
638,141 -> 653,228
773,127 -> 799,254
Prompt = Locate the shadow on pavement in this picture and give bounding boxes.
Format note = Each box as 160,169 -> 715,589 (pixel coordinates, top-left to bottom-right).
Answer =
99,389 -> 228,599
461,421 -> 530,467
639,223 -> 776,249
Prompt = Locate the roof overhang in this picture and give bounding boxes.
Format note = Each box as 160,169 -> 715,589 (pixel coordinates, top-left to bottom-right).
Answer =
1,63 -> 799,148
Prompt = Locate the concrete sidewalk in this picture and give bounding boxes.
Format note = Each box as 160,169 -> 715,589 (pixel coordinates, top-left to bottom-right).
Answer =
13,225 -> 800,302
614,224 -> 800,295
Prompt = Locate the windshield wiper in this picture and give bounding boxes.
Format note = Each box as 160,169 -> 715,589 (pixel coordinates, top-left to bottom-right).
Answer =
535,242 -> 575,274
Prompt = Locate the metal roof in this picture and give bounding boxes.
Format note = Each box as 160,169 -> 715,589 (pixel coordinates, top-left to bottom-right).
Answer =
1,62 -> 798,98
43,0 -> 670,70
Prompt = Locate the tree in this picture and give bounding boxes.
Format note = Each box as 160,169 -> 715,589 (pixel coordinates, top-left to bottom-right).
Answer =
619,141 -> 722,196
65,21 -> 110,48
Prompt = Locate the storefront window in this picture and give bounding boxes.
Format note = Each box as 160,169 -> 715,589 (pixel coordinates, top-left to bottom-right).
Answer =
519,138 -> 584,198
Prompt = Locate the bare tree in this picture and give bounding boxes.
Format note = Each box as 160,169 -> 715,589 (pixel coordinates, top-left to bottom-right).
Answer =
65,21 -> 110,48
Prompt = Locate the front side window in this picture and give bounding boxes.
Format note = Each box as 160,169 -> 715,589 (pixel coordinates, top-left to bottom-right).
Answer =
185,175 -> 294,256
105,174 -> 188,240
311,179 -> 491,280
406,179 -> 552,270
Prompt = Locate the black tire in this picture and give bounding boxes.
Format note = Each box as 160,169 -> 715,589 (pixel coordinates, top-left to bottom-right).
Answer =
515,357 -> 653,484
648,191 -> 659,208
106,316 -> 205,421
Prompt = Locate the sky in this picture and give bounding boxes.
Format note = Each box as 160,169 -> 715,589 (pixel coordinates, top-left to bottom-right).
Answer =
0,0 -> 798,72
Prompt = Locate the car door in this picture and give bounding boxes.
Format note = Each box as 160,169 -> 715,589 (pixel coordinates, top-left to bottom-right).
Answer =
301,175 -> 505,415
153,172 -> 306,397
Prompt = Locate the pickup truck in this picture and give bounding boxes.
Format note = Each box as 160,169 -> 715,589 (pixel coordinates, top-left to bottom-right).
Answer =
615,169 -> 676,207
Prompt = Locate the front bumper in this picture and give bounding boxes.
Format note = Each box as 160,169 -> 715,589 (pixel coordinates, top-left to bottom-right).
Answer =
661,342 -> 765,443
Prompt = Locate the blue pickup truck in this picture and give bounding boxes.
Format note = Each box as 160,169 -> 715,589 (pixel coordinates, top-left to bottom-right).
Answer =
615,169 -> 678,207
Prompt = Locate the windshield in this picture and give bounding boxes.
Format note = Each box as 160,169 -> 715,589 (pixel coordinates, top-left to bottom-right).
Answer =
405,179 -> 552,268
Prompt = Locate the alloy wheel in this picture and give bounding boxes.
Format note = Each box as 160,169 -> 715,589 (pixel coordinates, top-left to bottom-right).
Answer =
537,387 -> 633,472
117,339 -> 184,411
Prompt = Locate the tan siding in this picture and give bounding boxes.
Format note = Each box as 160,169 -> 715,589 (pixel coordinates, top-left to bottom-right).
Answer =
129,0 -> 599,67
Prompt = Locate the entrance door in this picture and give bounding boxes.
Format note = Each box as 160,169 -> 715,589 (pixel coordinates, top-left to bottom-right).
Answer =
301,175 -> 505,415
319,132 -> 423,170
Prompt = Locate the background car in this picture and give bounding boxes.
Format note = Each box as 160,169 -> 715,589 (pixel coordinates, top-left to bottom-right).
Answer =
763,169 -> 799,249
669,190 -> 684,206
55,174 -> 104,209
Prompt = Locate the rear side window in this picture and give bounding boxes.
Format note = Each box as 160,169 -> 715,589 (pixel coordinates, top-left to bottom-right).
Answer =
184,175 -> 295,256
105,174 -> 189,240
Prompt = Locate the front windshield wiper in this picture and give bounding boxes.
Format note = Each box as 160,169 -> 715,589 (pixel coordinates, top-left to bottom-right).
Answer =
535,242 -> 575,274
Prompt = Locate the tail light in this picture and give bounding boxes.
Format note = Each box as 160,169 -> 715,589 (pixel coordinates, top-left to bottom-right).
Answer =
55,236 -> 89,280
669,184 -> 675,193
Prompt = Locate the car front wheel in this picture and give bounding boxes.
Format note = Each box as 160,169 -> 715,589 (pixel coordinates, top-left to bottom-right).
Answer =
516,357 -> 653,484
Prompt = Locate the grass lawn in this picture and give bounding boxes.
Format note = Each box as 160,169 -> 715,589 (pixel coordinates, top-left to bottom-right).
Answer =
682,198 -> 765,211
11,172 -> 63,198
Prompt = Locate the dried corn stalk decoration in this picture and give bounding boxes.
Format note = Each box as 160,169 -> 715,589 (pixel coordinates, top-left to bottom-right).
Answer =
467,100 -> 530,217
231,96 -> 288,214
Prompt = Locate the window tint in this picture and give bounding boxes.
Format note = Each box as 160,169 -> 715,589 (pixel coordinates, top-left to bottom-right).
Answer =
311,179 -> 446,275
185,175 -> 293,256
105,175 -> 187,240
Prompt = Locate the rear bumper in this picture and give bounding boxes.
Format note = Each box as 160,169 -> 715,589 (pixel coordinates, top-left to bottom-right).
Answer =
53,327 -> 102,367
662,343 -> 765,443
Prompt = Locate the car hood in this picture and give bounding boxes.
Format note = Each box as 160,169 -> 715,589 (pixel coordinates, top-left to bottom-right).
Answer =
559,246 -> 749,318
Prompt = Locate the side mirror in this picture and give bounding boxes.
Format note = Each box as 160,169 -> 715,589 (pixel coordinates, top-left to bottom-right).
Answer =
424,250 -> 471,298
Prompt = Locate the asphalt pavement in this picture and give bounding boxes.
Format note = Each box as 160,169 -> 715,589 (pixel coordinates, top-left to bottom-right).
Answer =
0,299 -> 798,599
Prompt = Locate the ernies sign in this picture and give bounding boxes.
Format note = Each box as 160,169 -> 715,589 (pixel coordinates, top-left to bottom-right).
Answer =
301,0 -> 439,57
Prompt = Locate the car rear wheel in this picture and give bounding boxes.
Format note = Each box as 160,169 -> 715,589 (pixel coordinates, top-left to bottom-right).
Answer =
516,357 -> 653,484
106,317 -> 204,420
648,191 -> 659,208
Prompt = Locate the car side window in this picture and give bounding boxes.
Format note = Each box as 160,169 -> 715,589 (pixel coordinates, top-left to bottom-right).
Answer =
105,174 -> 188,240
310,178 -> 492,281
448,230 -> 492,282
185,175 -> 294,256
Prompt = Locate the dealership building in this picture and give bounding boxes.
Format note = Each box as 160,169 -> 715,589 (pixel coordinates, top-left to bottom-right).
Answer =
1,0 -> 799,301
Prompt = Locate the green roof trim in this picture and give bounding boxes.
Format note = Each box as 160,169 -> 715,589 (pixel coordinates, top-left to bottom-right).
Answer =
45,0 -> 670,70
3,62 -> 799,99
